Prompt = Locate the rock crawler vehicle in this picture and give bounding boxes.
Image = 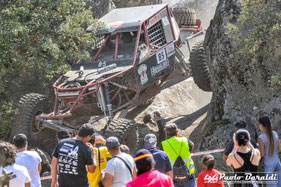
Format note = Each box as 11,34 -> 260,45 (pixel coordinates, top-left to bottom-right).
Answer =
13,4 -> 211,153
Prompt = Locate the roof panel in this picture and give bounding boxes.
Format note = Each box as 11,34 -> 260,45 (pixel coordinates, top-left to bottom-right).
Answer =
99,4 -> 167,25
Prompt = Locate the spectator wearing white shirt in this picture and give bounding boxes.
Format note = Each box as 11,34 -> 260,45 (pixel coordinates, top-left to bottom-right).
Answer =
101,137 -> 137,187
13,134 -> 42,187
0,141 -> 31,187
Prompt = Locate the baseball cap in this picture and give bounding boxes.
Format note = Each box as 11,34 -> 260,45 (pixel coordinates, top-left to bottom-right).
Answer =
105,136 -> 120,149
57,128 -> 70,139
164,123 -> 178,133
144,134 -> 157,148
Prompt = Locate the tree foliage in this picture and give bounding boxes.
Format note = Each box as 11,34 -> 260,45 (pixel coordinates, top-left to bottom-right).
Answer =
226,0 -> 281,89
0,0 -> 100,139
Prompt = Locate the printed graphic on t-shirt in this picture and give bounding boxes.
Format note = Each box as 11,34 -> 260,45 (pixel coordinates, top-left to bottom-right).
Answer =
204,174 -> 218,183
58,143 -> 79,175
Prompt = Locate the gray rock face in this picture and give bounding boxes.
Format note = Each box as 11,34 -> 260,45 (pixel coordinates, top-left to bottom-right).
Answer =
85,0 -> 116,18
202,0 -> 281,152
113,0 -> 162,8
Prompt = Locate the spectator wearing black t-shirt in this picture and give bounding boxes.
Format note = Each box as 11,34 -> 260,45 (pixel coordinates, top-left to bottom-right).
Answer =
223,121 -> 258,161
51,124 -> 97,187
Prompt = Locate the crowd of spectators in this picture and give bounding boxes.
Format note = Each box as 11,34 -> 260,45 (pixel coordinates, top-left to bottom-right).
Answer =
0,116 -> 280,187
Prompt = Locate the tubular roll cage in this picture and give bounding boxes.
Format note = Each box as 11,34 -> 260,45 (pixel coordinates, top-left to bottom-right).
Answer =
39,5 -> 203,120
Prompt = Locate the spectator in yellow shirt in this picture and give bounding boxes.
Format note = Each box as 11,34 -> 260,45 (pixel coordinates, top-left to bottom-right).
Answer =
87,134 -> 111,187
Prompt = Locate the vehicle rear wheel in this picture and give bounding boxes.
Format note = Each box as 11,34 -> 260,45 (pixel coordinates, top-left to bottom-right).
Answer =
189,42 -> 212,92
102,118 -> 139,155
12,93 -> 57,154
171,7 -> 196,26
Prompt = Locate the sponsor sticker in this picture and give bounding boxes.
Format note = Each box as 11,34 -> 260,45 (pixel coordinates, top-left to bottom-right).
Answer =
166,43 -> 175,57
138,64 -> 148,85
105,21 -> 124,32
151,60 -> 170,77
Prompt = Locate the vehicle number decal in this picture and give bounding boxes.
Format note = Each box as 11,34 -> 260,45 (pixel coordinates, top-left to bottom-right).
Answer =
98,61 -> 107,68
156,49 -> 167,64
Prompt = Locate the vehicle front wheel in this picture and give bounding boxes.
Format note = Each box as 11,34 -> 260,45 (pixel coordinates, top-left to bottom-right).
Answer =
12,93 -> 57,154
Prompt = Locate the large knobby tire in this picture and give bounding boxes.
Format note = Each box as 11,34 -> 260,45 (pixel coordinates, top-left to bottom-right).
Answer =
189,42 -> 212,92
171,7 -> 196,26
12,93 -> 57,153
102,118 -> 139,154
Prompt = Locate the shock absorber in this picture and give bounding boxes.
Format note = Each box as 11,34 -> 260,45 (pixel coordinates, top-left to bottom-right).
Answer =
104,82 -> 113,122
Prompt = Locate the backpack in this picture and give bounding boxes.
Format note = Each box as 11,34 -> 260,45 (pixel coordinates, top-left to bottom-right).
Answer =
167,139 -> 193,183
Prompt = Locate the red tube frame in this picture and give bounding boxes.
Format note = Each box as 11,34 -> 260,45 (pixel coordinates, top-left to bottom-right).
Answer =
39,5 -> 204,120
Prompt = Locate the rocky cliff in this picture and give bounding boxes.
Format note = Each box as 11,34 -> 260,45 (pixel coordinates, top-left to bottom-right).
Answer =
199,0 -> 281,151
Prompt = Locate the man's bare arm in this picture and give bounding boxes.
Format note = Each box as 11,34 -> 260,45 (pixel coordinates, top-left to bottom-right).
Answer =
38,162 -> 42,174
102,172 -> 114,187
51,156 -> 59,187
132,166 -> 137,179
87,163 -> 97,173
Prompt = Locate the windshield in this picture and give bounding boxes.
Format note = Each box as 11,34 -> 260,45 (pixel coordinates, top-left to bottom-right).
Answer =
90,32 -> 137,62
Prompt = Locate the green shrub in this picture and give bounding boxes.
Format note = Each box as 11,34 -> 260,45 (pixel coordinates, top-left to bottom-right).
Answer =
0,0 -> 100,139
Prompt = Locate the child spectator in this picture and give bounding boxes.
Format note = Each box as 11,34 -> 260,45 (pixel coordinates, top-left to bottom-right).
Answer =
13,134 -> 42,187
0,141 -> 31,187
126,149 -> 174,187
258,116 -> 281,187
87,134 -> 111,187
197,154 -> 224,187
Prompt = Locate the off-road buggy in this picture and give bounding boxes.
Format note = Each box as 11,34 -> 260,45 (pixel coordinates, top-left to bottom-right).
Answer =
13,4 -> 211,153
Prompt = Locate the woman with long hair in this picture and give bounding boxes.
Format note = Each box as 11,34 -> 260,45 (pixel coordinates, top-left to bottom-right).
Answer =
258,116 -> 281,186
126,149 -> 174,187
197,154 -> 224,186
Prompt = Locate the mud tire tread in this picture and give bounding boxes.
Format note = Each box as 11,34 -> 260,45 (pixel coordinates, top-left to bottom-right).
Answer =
172,8 -> 196,26
189,42 -> 212,92
102,118 -> 139,154
12,93 -> 52,147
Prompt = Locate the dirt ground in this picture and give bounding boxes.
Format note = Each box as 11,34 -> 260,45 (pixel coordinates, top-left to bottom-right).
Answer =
133,77 -> 211,136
